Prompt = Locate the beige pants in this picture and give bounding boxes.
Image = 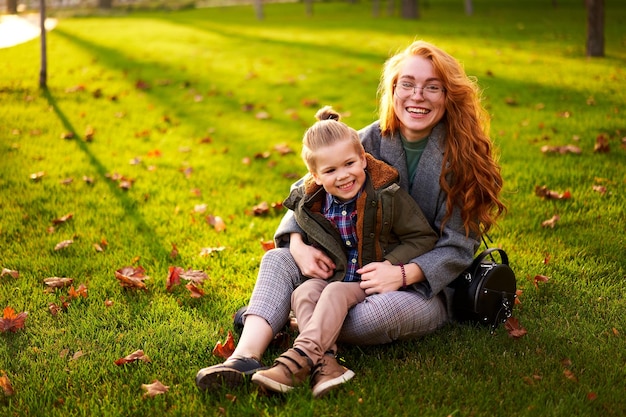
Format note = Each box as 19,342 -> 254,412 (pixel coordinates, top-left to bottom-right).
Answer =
291,279 -> 366,365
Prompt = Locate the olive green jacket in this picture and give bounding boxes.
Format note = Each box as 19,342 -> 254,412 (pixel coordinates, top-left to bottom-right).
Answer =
283,154 -> 438,283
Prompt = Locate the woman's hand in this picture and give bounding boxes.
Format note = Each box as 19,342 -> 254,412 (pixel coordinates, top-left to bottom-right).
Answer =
358,261 -> 425,295
289,233 -> 335,279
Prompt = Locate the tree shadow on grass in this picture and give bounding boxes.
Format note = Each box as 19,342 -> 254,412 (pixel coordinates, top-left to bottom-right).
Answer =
42,88 -> 170,262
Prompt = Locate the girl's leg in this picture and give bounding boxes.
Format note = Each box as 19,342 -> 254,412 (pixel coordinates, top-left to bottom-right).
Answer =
196,248 -> 303,391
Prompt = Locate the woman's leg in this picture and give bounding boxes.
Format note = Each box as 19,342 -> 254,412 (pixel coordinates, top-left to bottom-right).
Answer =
338,290 -> 448,345
196,248 -> 303,390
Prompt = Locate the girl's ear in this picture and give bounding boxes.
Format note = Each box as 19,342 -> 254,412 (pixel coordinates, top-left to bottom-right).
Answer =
312,172 -> 323,186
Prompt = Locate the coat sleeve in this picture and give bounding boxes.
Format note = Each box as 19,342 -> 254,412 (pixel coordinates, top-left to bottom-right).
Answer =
382,187 -> 439,265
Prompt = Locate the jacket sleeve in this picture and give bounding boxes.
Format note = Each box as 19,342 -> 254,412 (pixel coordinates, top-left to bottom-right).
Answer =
383,187 -> 439,265
274,179 -> 306,247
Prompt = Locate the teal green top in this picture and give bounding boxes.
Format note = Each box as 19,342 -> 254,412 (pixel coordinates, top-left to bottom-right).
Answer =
400,133 -> 429,187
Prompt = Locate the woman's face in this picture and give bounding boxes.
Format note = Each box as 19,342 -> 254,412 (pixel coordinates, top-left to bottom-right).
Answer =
393,55 -> 446,142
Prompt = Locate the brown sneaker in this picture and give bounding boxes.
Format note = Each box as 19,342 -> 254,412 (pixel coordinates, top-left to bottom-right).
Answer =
311,354 -> 355,398
251,348 -> 313,393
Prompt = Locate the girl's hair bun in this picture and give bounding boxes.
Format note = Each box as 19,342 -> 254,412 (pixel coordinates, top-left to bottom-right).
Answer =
315,105 -> 340,122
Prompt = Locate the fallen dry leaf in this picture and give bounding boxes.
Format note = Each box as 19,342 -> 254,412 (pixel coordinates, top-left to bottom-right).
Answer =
207,215 -> 226,232
260,240 -> 275,252
115,266 -> 149,290
199,246 -> 225,257
185,282 -> 205,298
0,372 -> 14,396
52,213 -> 74,225
504,317 -> 527,339
533,274 -> 550,289
541,215 -> 560,228
180,269 -> 208,284
212,330 -> 236,359
540,144 -> 581,154
44,277 -> 74,288
0,307 -> 28,333
1,268 -> 19,279
535,185 -> 571,200
141,380 -> 169,398
115,349 -> 151,366
68,284 -> 88,299
54,240 -> 74,251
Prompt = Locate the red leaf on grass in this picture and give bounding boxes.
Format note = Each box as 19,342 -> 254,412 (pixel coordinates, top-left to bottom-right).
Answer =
115,266 -> 149,290
0,307 -> 28,333
185,282 -> 205,298
533,274 -> 550,289
166,266 -> 183,292
594,134 -> 610,153
212,330 -> 236,359
504,317 -> 527,339
114,349 -> 151,366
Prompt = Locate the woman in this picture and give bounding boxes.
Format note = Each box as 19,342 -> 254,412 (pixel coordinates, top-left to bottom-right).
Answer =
196,40 -> 506,391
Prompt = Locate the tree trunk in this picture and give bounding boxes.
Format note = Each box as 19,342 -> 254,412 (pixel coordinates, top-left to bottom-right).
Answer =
98,0 -> 113,9
39,0 -> 47,89
387,0 -> 395,17
586,0 -> 605,57
465,0 -> 473,16
305,0 -> 313,17
254,0 -> 264,20
372,0 -> 380,17
401,0 -> 418,19
7,0 -> 18,14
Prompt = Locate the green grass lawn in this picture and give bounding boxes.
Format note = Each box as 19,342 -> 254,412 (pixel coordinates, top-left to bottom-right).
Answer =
1,0 -> 625,415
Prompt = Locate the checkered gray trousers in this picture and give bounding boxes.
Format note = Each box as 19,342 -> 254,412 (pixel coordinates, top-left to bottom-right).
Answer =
245,248 -> 448,345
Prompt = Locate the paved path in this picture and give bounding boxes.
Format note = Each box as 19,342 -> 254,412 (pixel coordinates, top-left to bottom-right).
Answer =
0,13 -> 58,48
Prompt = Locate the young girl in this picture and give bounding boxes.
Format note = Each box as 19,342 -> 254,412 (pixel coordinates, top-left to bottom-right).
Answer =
250,106 -> 438,397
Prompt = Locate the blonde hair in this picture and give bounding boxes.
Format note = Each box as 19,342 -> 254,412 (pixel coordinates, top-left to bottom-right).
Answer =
301,106 -> 364,173
379,40 -> 506,236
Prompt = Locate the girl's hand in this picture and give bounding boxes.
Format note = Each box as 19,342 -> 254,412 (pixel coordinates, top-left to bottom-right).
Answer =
289,233 -> 335,279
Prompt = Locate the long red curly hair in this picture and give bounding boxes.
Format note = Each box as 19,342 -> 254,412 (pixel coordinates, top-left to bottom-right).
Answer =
378,40 -> 506,236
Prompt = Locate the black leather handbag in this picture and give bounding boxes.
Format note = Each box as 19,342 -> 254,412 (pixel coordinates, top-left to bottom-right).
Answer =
450,247 -> 517,332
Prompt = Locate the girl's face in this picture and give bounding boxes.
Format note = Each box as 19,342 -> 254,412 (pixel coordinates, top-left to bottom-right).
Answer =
312,139 -> 367,202
393,55 -> 446,142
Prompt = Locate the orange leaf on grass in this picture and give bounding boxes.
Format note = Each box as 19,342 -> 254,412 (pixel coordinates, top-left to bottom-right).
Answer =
260,240 -> 275,252
68,284 -> 88,299
212,330 -> 236,359
115,349 -> 151,366
0,307 -> 28,333
533,274 -> 550,289
115,266 -> 149,290
0,372 -> 14,396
